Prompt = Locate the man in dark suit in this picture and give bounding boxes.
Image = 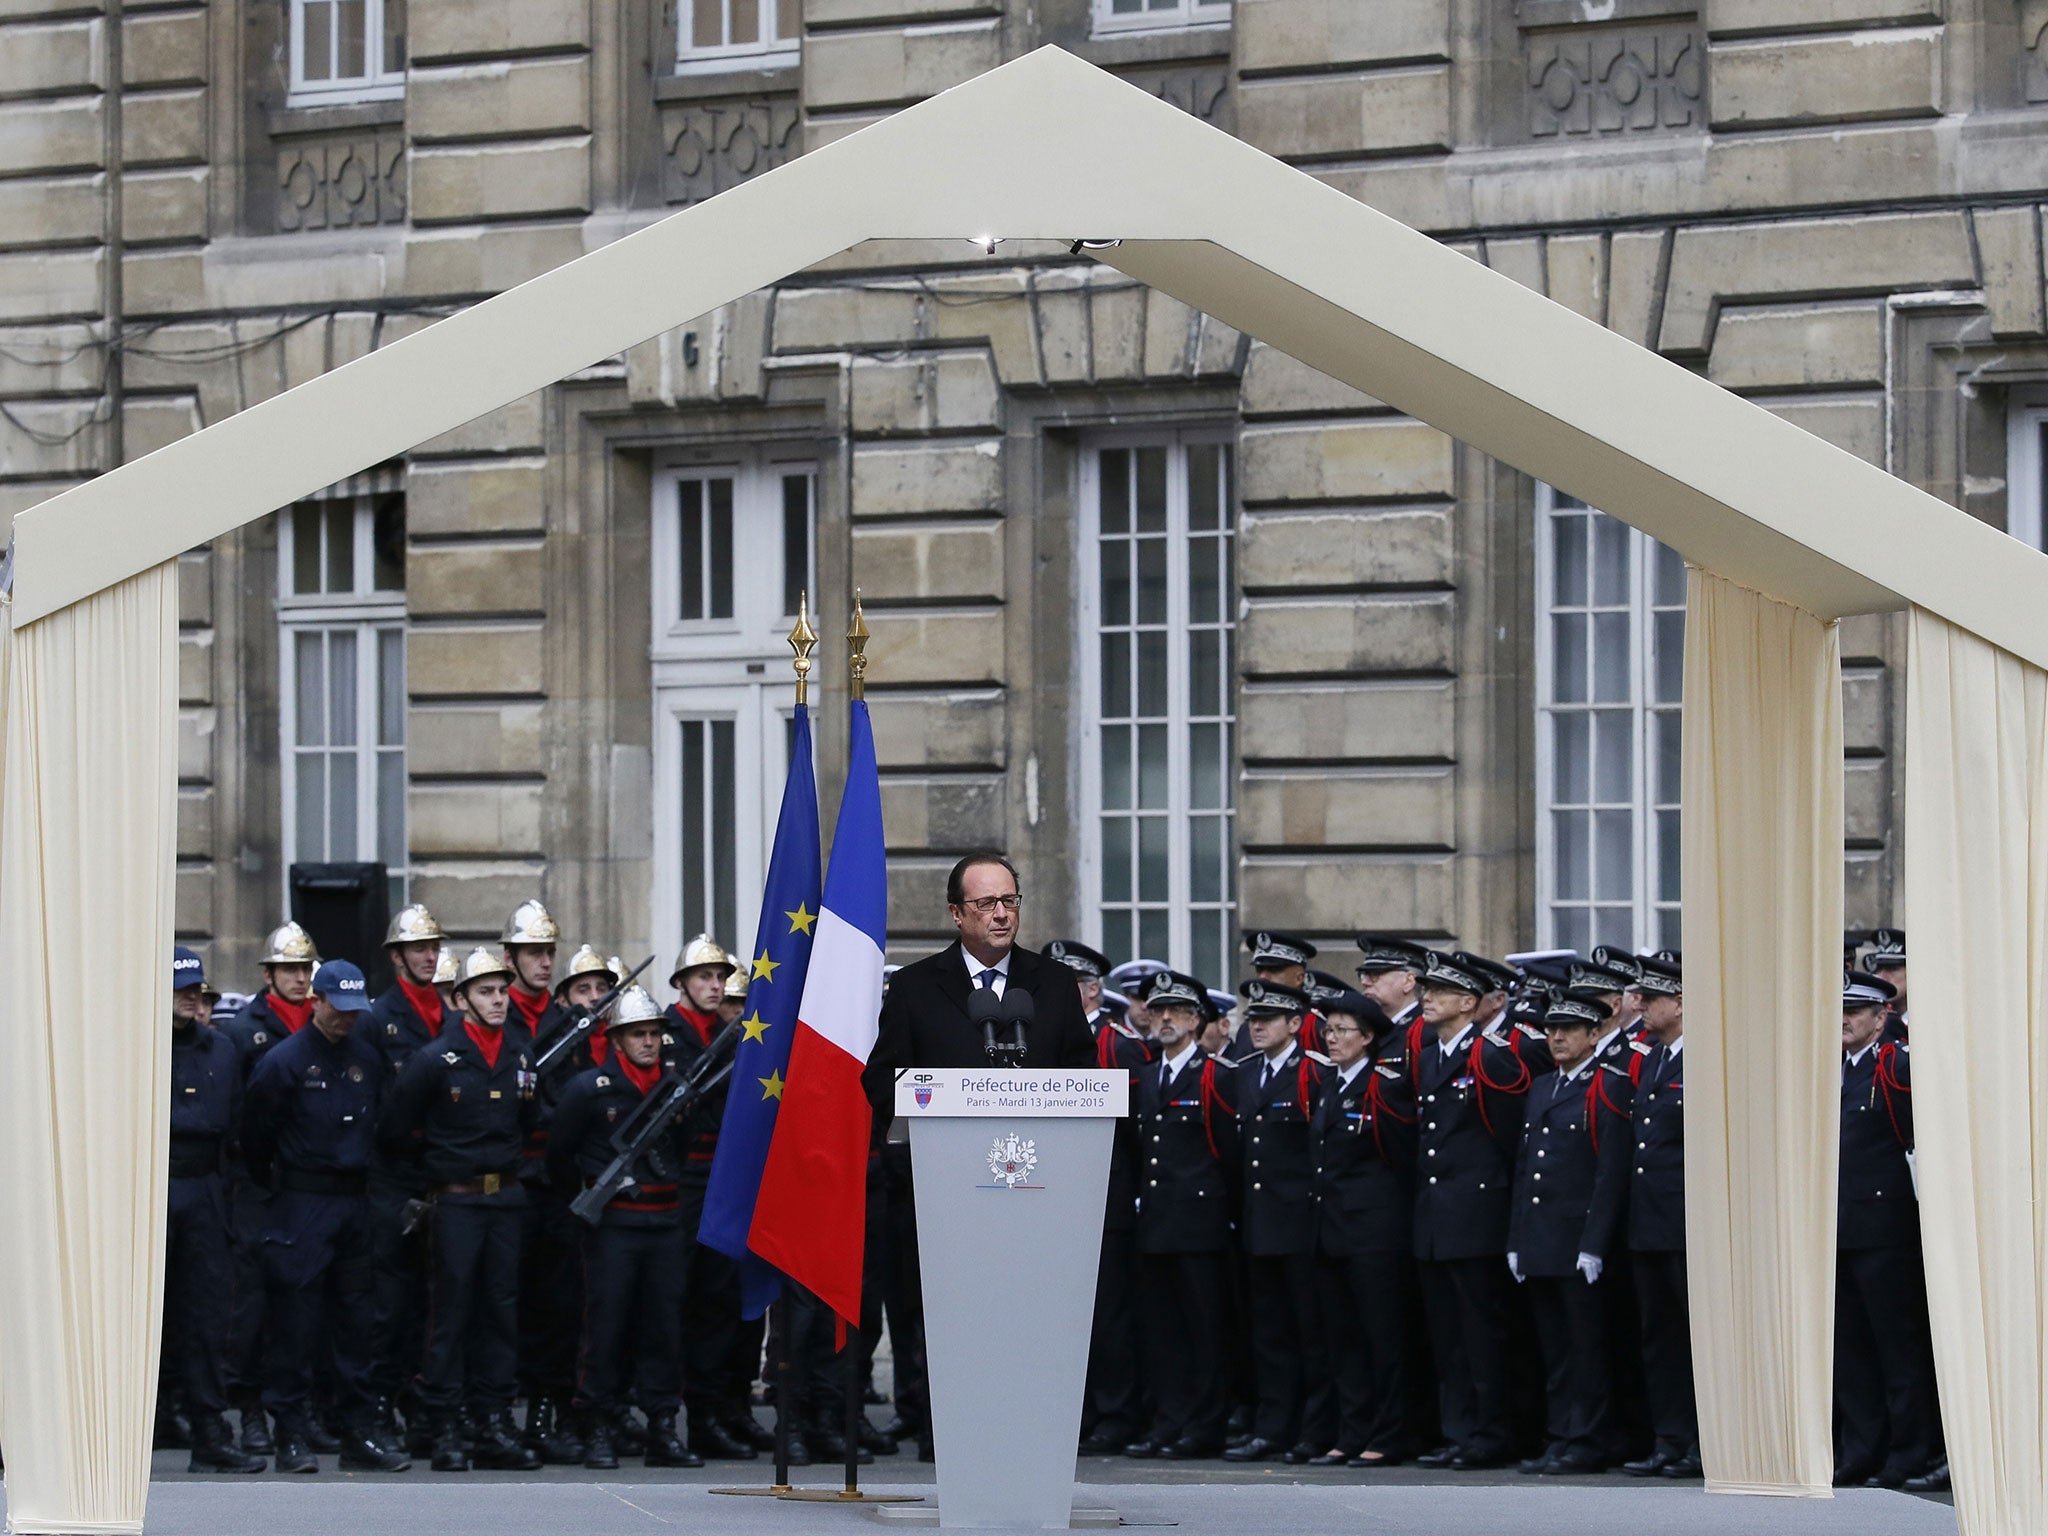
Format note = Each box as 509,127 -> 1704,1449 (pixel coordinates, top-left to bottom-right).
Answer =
864,851 -> 1096,1091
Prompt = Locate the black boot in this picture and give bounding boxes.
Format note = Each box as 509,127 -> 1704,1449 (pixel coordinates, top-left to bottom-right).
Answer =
303,1414 -> 342,1455
731,1410 -> 777,1451
236,1398 -> 273,1456
523,1397 -> 584,1465
645,1414 -> 703,1468
369,1398 -> 405,1457
584,1417 -> 619,1471
431,1418 -> 470,1472
614,1412 -> 648,1456
155,1405 -> 194,1451
810,1421 -> 874,1465
859,1416 -> 898,1456
472,1411 -> 542,1471
690,1418 -> 756,1460
273,1423 -> 319,1475
338,1420 -> 413,1473
187,1414 -> 264,1474
784,1424 -> 814,1467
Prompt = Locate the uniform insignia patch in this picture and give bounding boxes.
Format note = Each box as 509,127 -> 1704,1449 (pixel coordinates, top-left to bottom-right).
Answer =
348,1065 -> 364,1082
444,1051 -> 461,1065
388,1023 -> 399,1035
253,1031 -> 269,1045
595,1075 -> 611,1088
449,1088 -> 462,1102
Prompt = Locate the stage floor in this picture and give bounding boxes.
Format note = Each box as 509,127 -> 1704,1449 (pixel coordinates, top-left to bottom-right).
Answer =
3,1463 -> 1958,1536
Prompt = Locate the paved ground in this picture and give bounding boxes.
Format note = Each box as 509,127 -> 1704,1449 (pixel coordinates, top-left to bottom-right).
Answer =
3,1470 -> 1961,1536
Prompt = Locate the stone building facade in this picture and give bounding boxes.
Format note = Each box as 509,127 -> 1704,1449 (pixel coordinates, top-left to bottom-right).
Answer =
5,0 -> 2048,989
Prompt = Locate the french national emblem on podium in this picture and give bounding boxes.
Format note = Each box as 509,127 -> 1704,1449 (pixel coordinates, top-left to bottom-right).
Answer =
982,1133 -> 1042,1190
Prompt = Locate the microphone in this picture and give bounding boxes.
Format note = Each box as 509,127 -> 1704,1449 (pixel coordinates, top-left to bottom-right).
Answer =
968,986 -> 1034,1063
999,990 -> 1035,1059
968,987 -> 1006,1060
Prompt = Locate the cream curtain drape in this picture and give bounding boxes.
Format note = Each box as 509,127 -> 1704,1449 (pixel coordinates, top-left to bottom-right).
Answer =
0,566 -> 178,1535
1904,607 -> 2048,1536
1681,568 -> 1841,1496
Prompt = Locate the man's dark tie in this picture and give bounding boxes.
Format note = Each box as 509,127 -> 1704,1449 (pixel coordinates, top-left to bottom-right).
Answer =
976,969 -> 998,991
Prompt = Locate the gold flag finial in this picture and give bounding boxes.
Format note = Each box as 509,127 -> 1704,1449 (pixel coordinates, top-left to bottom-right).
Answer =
847,590 -> 870,701
789,592 -> 818,706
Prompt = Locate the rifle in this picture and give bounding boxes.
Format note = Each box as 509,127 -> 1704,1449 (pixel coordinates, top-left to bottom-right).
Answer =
569,1019 -> 742,1226
533,954 -> 656,1079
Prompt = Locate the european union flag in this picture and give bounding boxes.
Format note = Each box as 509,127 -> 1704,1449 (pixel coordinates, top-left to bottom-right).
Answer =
698,703 -> 820,1317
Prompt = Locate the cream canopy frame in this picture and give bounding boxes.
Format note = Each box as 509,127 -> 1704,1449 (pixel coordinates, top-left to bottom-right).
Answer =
3,44 -> 2044,1535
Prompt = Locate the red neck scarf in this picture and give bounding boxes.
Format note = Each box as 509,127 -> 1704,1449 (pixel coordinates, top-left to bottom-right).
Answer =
268,991 -> 314,1034
464,1019 -> 504,1070
397,975 -> 444,1032
672,1003 -> 716,1048
617,1053 -> 662,1096
588,1030 -> 612,1067
508,985 -> 548,1034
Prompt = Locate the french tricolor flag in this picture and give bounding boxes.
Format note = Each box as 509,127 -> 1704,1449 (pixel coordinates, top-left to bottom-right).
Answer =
747,698 -> 887,1327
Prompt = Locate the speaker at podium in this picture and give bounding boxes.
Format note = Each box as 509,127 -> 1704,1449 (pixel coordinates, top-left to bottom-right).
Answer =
887,1068 -> 1130,1530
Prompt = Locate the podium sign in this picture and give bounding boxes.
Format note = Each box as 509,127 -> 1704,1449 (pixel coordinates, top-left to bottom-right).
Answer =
896,1069 -> 1129,1528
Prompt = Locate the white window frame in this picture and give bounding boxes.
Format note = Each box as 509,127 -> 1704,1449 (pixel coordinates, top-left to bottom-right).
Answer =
287,0 -> 406,108
2007,388 -> 2048,551
1076,428 -> 1238,982
676,0 -> 801,75
650,454 -> 817,995
1533,484 -> 1683,955
1092,0 -> 1231,37
277,495 -> 408,909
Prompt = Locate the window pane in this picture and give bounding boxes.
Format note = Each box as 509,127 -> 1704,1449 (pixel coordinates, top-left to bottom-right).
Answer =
1190,814 -> 1222,902
681,721 -> 705,933
732,0 -> 758,45
1655,710 -> 1682,803
328,630 -> 358,746
338,0 -> 367,76
1135,448 -> 1167,533
1102,909 -> 1131,966
1595,810 -> 1632,901
1654,540 -> 1686,607
1553,513 -> 1586,606
775,0 -> 798,40
1657,809 -> 1681,903
708,477 -> 735,619
1136,631 -> 1167,718
1555,906 -> 1591,956
1555,809 -> 1588,899
1189,631 -> 1220,718
1136,723 -> 1168,808
1188,536 -> 1219,624
1592,611 -> 1630,702
325,502 -> 355,594
1190,921 -> 1223,996
1102,632 -> 1131,718
296,754 -> 326,858
1101,817 -> 1131,901
1552,614 -> 1587,704
1658,906 -> 1682,950
1594,709 -> 1631,804
376,750 -> 405,869
712,720 -> 737,949
295,631 -> 325,747
377,628 -> 404,745
1592,513 -> 1630,606
1554,711 -> 1589,804
1188,444 -> 1219,531
383,0 -> 406,72
304,0 -> 334,80
1101,727 -> 1131,811
1654,609 -> 1685,704
1100,450 -> 1129,534
330,746 -> 358,859
782,473 -> 811,616
1138,908 -> 1170,966
1189,722 -> 1222,809
292,504 -> 322,593
679,480 -> 704,620
1101,540 -> 1130,626
693,0 -> 724,48
1138,816 -> 1169,901
373,493 -> 405,591
1136,536 -> 1167,625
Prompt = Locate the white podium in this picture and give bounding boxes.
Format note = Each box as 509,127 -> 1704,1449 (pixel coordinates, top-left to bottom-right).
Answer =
891,1068 -> 1129,1530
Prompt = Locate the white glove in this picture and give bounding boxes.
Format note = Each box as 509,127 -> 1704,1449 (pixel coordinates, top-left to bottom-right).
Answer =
1576,1252 -> 1603,1285
1507,1252 -> 1524,1283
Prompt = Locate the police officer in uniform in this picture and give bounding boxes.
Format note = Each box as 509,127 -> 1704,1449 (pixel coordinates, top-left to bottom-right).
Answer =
1621,953 -> 1698,1479
1355,936 -> 1428,1037
1305,989 -> 1417,1467
549,985 -> 703,1469
1124,972 -> 1238,1461
1411,951 -> 1547,1470
242,959 -> 411,1474
222,920 -> 323,1456
382,946 -> 543,1472
167,947 -> 265,1474
1835,969 -> 1942,1489
1240,931 -> 1322,1054
1226,979 -> 1328,1465
364,903 -> 450,1452
1508,994 -> 1630,1475
1866,929 -> 1909,1042
1050,940 -> 1155,1457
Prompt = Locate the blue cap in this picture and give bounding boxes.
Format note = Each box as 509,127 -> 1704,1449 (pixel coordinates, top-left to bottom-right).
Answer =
312,959 -> 371,1012
171,946 -> 206,992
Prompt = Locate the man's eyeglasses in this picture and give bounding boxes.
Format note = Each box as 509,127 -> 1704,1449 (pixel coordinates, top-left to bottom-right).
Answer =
958,894 -> 1022,915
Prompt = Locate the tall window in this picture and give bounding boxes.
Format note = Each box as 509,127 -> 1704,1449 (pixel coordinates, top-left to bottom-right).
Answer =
679,0 -> 800,71
1094,0 -> 1229,34
289,0 -> 406,106
278,489 -> 408,911
651,458 -> 816,979
1536,488 -> 1683,954
1080,434 -> 1237,984
2008,389 -> 2048,551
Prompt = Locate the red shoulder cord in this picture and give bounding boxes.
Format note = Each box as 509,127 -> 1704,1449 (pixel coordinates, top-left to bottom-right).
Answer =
1628,1051 -> 1645,1089
1406,1017 -> 1429,1090
1295,1058 -> 1315,1123
1467,1036 -> 1531,1139
1874,1043 -> 1912,1149
1584,1072 -> 1629,1154
1362,1063 -> 1416,1163
1096,1028 -> 1115,1070
1197,1059 -> 1230,1162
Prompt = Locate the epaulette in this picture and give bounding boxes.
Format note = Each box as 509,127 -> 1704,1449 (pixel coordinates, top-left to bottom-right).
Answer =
1373,1063 -> 1402,1081
1481,1024 -> 1513,1049
1895,1041 -> 1910,1054
1600,1061 -> 1630,1078
1305,1049 -> 1334,1067
1110,1019 -> 1144,1040
1515,1022 -> 1546,1042
1629,1039 -> 1652,1056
